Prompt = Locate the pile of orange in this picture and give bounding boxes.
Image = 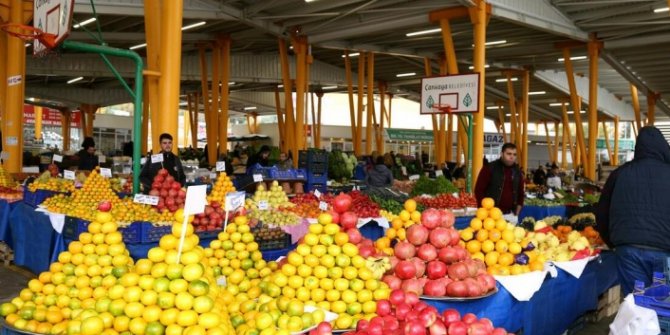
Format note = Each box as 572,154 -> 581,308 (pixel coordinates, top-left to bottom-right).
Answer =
460,198 -> 544,276
386,199 -> 421,242
207,172 -> 236,204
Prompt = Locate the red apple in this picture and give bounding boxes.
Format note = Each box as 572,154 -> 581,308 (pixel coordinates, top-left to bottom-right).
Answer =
447,321 -> 468,335
98,201 -> 112,212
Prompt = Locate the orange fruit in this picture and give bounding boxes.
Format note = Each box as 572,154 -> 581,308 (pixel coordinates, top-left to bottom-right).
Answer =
476,208 -> 489,220
489,207 -> 503,220
410,211 -> 421,223
470,218 -> 483,230
496,219 -> 508,232
498,253 -> 514,266
495,240 -> 509,253
481,240 -> 495,253
483,218 -> 496,230
466,240 -> 481,254
475,229 -> 489,242
481,198 -> 495,209
484,251 -> 499,266
460,228 -> 474,241
404,199 -> 417,212
502,230 -> 515,243
488,229 -> 502,242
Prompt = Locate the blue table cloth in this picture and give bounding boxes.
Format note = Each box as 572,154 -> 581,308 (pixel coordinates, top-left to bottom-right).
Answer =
424,251 -> 618,335
9,202 -> 59,274
519,205 -> 567,222
454,215 -> 474,230
0,199 -> 19,246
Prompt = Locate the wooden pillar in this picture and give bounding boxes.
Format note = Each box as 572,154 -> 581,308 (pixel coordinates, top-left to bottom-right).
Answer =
156,0 -> 183,153
365,52 -> 375,155
278,39 -> 295,164
34,106 -> 43,141
647,92 -> 657,126
613,117 -> 619,166
587,37 -> 601,180
199,45 -> 216,165
344,52 -> 357,155
291,36 -> 308,152
630,84 -> 642,131
563,49 -> 589,173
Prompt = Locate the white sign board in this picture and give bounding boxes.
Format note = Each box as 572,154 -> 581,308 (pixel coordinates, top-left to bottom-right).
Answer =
7,75 -> 22,87
216,161 -> 226,172
34,0 -> 74,55
184,185 -> 207,215
98,155 -> 106,163
151,154 -> 164,163
225,191 -> 246,212
52,154 -> 63,163
435,170 -> 443,177
319,201 -> 328,211
421,73 -> 480,114
100,168 -> 112,178
63,170 -> 75,180
252,174 -> 263,182
22,166 -> 40,173
134,194 -> 160,206
5,136 -> 17,146
257,200 -> 269,211
484,133 -> 505,145
313,189 -> 321,199
409,175 -> 420,181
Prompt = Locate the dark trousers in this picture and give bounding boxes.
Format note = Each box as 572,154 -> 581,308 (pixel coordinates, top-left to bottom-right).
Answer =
615,245 -> 670,295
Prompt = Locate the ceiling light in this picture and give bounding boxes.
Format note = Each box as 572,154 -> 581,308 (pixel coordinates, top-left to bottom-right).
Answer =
244,106 -> 257,110
495,77 -> 517,82
67,77 -> 84,84
396,72 -> 416,77
341,53 -> 360,58
654,7 -> 669,13
549,102 -> 564,106
468,64 -> 490,70
322,86 -> 338,90
182,21 -> 206,31
405,28 -> 441,37
73,18 -> 96,29
486,106 -> 502,110
278,84 -> 284,88
471,40 -> 507,47
505,113 -> 512,117
557,56 -> 587,62
305,0 -> 319,2
130,43 -> 147,50
528,91 -> 546,95
567,110 -> 586,114
24,43 -> 31,47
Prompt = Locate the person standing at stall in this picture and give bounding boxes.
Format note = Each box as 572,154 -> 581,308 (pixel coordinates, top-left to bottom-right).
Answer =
77,137 -> 99,171
596,126 -> 670,295
474,143 -> 525,215
140,133 -> 186,192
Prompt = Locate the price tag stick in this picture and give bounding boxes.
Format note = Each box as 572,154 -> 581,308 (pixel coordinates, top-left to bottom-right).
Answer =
176,185 -> 207,264
176,211 -> 190,265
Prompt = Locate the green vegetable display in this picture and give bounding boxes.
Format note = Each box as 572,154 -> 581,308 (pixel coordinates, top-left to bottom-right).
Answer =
369,195 -> 404,214
328,150 -> 356,181
410,176 -> 459,196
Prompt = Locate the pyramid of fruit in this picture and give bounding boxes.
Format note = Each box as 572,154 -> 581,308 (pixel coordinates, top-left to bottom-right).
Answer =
383,207 -> 497,298
384,199 -> 421,242
28,171 -> 75,193
262,211 -> 391,330
522,219 -> 597,263
206,172 -> 236,204
245,182 -> 300,226
0,164 -> 18,187
148,168 -> 186,213
459,198 -> 544,276
0,203 -> 134,335
43,168 -> 122,220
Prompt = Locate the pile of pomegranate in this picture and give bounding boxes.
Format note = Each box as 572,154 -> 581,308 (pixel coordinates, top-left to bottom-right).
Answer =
383,208 -> 496,298
346,289 -> 512,335
148,168 -> 186,213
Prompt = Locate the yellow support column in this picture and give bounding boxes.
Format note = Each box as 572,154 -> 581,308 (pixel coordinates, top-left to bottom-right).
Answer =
447,114 -> 453,162
543,121 -> 553,163
497,104 -> 506,142
561,109 -> 569,169
199,45 -> 216,165
211,40 -> 221,153
274,89 -> 286,152
470,0 -> 487,188
554,121 -> 560,164
647,92 -> 658,126
141,85 -> 149,154
61,109 -> 71,151
439,18 -> 460,166
2,0 -> 27,172
521,70 -> 530,170
34,106 -> 43,141
630,84 -> 642,131
377,82 -> 386,154
587,38 -> 601,181
613,117 -> 619,166
345,52 -> 357,154
424,57 -> 440,162
356,53 -> 366,156
186,94 -> 196,149
157,0 -> 183,153
144,0 -> 162,153
365,52 -> 375,155
563,49 -> 589,173
278,39 -> 295,162
506,73 -> 518,145
192,93 -> 200,148
0,29 -> 6,139
291,36 -> 308,151
602,121 -> 613,163
219,35 -> 231,155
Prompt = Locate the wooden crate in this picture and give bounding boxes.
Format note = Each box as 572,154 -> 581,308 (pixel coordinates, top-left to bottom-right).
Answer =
586,285 -> 622,322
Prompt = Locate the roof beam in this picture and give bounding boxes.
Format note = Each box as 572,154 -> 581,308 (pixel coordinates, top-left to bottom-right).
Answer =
606,32 -> 670,49
73,0 -> 235,20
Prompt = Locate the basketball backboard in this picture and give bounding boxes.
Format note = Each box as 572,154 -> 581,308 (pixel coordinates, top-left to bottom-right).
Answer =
420,73 -> 480,114
33,0 -> 74,55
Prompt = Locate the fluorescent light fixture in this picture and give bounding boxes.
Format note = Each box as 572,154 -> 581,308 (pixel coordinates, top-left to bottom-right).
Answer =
67,77 -> 84,84
396,72 -> 416,77
130,43 -> 147,50
341,53 -> 360,58
472,40 -> 507,47
567,110 -> 586,114
506,113 -> 512,117
528,91 -> 546,95
244,106 -> 257,110
558,56 -> 587,62
468,64 -> 490,70
495,77 -> 517,82
73,18 -> 96,29
24,43 -> 31,47
654,7 -> 669,13
220,82 -> 235,86
486,106 -> 502,110
181,21 -> 206,31
405,28 -> 441,37
322,86 -> 338,90
549,102 -> 564,107
278,84 -> 284,88
305,0 -> 319,2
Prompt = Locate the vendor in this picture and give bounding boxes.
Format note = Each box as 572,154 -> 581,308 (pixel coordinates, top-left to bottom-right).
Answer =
140,133 -> 186,193
277,152 -> 293,170
77,137 -> 99,171
546,165 -> 562,189
249,145 -> 271,167
365,156 -> 394,187
232,151 -> 248,175
474,143 -> 525,215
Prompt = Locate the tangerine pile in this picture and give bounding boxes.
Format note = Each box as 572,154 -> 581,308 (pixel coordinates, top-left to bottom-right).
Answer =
385,199 -> 421,242
206,173 -> 236,204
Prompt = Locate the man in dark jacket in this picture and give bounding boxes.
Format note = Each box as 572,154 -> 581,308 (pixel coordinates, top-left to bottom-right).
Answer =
140,133 -> 186,193
474,143 -> 524,215
77,137 -> 99,171
596,126 -> 670,295
366,156 -> 394,187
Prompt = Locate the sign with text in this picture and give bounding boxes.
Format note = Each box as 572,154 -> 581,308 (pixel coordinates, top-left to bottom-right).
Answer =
134,194 -> 160,206
225,191 -> 246,212
100,168 -> 112,178
216,161 -> 226,172
252,174 -> 263,182
319,201 -> 328,211
52,154 -> 63,163
22,166 -> 40,173
151,154 -> 164,164
63,170 -> 75,180
421,73 -> 480,114
257,200 -> 269,211
7,75 -> 22,86
313,189 -> 321,199
184,185 -> 207,215
23,104 -> 82,127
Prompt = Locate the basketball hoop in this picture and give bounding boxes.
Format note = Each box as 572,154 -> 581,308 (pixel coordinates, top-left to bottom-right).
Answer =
431,103 -> 453,114
1,23 -> 57,48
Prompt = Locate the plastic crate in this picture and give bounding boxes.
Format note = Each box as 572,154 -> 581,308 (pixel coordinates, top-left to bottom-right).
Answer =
119,222 -> 141,244
300,161 -> 328,174
273,169 -> 296,180
196,229 -> 222,240
294,169 -> 307,180
62,217 -> 91,240
23,189 -> 66,207
660,316 -> 670,335
299,150 -> 328,165
140,222 -> 172,243
306,172 -> 328,184
257,234 -> 291,251
634,284 -> 670,317
305,182 -> 327,193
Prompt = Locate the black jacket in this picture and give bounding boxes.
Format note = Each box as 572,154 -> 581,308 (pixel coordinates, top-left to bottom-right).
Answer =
366,164 -> 394,187
596,126 -> 670,250
77,149 -> 99,171
140,151 -> 186,193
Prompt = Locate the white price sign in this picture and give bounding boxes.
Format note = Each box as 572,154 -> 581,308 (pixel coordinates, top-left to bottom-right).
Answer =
53,154 -> 63,163
313,189 -> 321,199
253,174 -> 263,182
435,170 -> 443,177
100,168 -> 112,178
63,170 -> 76,180
98,155 -> 106,163
225,191 -> 246,212
151,154 -> 164,163
319,201 -> 328,211
257,200 -> 269,211
184,185 -> 207,215
22,166 -> 39,173
409,174 -> 420,181
401,166 -> 407,176
216,161 -> 226,172
209,173 -> 217,179
123,167 -> 132,174
134,194 -> 160,206
140,158 -> 147,165
0,151 -> 8,160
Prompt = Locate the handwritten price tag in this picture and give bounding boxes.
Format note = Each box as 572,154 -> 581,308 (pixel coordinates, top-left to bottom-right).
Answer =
225,191 -> 246,211
258,200 -> 269,211
216,161 -> 226,172
319,201 -> 328,211
435,170 -> 443,177
253,174 -> 263,182
409,175 -> 420,181
313,189 -> 321,199
22,166 -> 39,173
209,173 -> 217,179
133,194 -> 160,206
184,185 -> 207,215
63,170 -> 76,180
151,154 -> 164,163
100,168 -> 112,178
53,154 -> 63,163
401,166 -> 407,175
98,155 -> 106,164
140,158 -> 147,165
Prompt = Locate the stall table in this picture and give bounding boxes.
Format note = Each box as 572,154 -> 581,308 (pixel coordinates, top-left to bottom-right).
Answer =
0,199 -> 20,246
519,205 -> 567,222
8,202 -> 59,274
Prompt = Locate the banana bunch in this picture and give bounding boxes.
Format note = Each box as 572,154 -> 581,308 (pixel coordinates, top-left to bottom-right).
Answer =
366,257 -> 392,279
379,209 -> 397,222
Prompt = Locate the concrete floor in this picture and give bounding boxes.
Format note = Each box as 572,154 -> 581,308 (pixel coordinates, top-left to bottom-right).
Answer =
0,264 -> 613,334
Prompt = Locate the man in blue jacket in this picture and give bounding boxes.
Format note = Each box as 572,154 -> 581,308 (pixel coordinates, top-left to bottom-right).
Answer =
596,126 -> 670,295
